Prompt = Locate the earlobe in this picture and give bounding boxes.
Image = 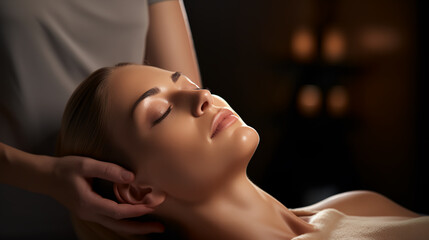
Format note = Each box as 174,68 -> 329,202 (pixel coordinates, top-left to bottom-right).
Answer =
113,183 -> 166,208
142,188 -> 166,208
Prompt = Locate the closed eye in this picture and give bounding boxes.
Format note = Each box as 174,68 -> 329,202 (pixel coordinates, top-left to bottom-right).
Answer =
151,88 -> 208,127
152,106 -> 172,126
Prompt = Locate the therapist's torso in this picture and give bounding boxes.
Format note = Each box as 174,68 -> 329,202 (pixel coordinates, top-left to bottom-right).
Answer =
0,0 -> 150,154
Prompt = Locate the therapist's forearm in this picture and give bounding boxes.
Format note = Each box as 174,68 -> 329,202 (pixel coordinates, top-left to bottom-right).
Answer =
145,0 -> 201,87
0,142 -> 55,196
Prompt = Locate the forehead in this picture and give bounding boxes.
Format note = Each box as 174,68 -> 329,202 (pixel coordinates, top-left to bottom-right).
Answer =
106,65 -> 172,115
109,65 -> 171,93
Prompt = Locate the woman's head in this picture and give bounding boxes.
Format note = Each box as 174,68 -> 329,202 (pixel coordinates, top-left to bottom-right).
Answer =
56,64 -> 118,161
57,64 -> 259,208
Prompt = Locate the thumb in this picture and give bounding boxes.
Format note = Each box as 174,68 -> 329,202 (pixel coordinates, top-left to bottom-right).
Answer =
80,158 -> 134,183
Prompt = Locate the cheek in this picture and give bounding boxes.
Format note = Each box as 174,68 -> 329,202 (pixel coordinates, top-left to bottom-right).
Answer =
145,120 -> 215,200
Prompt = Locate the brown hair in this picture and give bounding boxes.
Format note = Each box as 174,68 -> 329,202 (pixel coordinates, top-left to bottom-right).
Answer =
56,63 -> 148,240
56,63 -> 134,161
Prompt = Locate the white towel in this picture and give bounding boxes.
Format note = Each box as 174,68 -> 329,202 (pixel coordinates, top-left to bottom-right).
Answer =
293,208 -> 429,240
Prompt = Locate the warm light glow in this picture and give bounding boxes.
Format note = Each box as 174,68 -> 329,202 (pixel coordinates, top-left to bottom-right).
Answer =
291,28 -> 315,61
358,27 -> 400,54
327,85 -> 349,117
297,85 -> 322,117
322,28 -> 346,62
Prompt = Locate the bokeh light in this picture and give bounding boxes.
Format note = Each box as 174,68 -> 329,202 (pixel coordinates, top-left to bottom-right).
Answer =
297,85 -> 323,117
291,28 -> 316,61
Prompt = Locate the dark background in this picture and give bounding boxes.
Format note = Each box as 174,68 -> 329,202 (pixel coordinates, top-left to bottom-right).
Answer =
184,0 -> 428,214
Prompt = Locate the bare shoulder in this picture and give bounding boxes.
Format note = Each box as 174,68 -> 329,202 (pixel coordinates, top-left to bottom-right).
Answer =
293,190 -> 420,217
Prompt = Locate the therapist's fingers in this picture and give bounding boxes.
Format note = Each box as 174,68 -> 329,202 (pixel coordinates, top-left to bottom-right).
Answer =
84,193 -> 165,234
89,194 -> 155,220
99,216 -> 165,235
79,158 -> 135,183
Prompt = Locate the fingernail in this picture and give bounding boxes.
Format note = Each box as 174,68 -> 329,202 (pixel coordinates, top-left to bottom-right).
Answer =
122,171 -> 134,181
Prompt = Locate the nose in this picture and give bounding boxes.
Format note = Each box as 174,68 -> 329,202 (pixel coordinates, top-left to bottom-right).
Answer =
192,89 -> 213,117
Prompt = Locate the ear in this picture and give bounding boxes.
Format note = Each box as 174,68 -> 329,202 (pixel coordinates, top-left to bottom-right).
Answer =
113,183 -> 166,208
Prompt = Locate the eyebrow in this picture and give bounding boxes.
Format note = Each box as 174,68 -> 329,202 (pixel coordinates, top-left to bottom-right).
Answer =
131,87 -> 160,116
171,71 -> 181,82
131,72 -> 181,116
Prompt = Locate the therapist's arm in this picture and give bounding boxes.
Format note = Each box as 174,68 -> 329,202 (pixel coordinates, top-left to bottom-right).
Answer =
145,0 -> 201,87
0,142 -> 164,234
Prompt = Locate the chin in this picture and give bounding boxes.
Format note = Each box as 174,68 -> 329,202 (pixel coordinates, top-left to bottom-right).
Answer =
231,125 -> 260,165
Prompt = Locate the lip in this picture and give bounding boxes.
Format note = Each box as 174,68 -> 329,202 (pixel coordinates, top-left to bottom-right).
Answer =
210,108 -> 239,138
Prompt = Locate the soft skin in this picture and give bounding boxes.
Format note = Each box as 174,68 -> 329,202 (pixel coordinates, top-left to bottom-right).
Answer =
68,65 -> 424,240
98,65 -> 313,240
107,65 -> 258,203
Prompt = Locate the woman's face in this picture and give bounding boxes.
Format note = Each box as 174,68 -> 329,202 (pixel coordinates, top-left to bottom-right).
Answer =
105,65 -> 259,202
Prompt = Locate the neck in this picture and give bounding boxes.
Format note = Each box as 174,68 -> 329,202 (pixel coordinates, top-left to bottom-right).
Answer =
156,173 -> 314,240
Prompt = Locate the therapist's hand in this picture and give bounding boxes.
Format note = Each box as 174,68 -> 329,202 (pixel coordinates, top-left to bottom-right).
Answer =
50,156 -> 164,234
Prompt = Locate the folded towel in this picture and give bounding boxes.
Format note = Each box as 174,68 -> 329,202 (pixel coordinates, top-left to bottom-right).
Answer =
293,208 -> 429,240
